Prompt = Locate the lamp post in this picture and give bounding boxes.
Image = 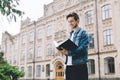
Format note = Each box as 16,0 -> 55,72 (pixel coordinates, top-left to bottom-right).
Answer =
95,0 -> 101,80
33,21 -> 36,80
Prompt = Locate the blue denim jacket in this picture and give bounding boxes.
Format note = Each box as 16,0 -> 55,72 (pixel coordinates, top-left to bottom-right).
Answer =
65,28 -> 89,65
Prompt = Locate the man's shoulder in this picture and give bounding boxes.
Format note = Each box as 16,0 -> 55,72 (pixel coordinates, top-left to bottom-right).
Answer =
77,28 -> 86,34
77,28 -> 89,36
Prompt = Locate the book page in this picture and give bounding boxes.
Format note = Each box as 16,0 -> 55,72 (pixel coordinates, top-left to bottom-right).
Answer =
53,40 -> 59,47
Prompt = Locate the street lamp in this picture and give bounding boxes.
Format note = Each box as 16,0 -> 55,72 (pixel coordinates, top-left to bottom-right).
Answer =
95,0 -> 101,80
33,21 -> 36,80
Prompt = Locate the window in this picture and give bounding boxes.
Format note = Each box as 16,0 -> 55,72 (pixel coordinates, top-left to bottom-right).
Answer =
36,65 -> 41,77
11,45 -> 14,52
87,59 -> 95,74
37,46 -> 42,57
103,29 -> 113,46
89,34 -> 94,48
9,57 -> 12,64
29,32 -> 34,41
7,44 -> 9,52
21,67 -> 24,72
47,25 -> 53,36
29,48 -> 33,59
9,45 -> 12,52
1,45 -> 5,52
21,50 -> 25,61
38,29 -> 43,39
42,65 -> 44,72
47,44 -> 52,55
85,10 -> 93,25
102,4 -> 112,20
13,55 -> 17,64
28,66 -> 32,77
7,58 -> 9,64
46,64 -> 50,77
15,41 -> 18,50
104,57 -> 115,74
13,57 -> 15,64
22,35 -> 26,44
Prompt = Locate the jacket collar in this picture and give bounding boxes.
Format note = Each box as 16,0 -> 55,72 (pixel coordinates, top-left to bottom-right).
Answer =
70,27 -> 81,35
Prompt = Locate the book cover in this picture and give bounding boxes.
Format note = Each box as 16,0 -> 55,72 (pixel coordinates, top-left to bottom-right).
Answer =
53,39 -> 78,50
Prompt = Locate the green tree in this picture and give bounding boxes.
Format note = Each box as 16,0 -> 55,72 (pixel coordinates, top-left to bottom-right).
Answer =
0,0 -> 24,21
0,52 -> 24,80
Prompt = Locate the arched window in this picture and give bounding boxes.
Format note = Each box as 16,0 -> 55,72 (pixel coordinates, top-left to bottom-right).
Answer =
102,4 -> 112,20
103,29 -> 114,46
104,57 -> 115,74
85,10 -> 93,25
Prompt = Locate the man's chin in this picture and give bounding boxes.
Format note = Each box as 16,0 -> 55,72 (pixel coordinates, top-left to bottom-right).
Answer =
70,26 -> 76,29
70,27 -> 74,29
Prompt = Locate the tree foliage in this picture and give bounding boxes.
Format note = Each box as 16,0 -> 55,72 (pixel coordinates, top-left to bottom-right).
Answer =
0,52 -> 24,80
0,0 -> 24,21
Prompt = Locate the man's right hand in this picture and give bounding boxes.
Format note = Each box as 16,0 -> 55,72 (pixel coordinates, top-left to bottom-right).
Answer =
59,47 -> 68,55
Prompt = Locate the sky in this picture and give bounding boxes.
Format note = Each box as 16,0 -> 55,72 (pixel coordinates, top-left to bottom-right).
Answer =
0,0 -> 53,44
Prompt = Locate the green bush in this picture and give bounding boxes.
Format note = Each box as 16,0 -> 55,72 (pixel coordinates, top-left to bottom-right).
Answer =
0,52 -> 24,80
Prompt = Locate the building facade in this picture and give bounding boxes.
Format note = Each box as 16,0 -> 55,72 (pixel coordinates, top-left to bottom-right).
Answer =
1,0 -> 120,80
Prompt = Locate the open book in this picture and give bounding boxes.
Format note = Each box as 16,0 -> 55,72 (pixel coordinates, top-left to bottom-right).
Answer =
53,39 -> 78,50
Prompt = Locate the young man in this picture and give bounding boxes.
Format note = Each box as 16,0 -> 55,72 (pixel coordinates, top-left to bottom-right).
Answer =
60,12 -> 89,80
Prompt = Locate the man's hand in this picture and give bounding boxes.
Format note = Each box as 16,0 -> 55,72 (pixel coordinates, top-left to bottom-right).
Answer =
59,48 -> 68,55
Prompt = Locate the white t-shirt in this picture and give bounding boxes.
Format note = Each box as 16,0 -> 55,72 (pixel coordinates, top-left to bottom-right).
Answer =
66,31 -> 74,66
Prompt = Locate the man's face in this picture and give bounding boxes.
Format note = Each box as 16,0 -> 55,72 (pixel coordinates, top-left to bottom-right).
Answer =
67,17 -> 79,29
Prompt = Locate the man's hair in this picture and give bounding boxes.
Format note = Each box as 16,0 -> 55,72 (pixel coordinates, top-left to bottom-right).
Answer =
66,12 -> 79,21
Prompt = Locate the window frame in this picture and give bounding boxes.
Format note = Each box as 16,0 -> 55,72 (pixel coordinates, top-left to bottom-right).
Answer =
104,57 -> 115,74
89,34 -> 94,48
46,64 -> 50,77
47,25 -> 53,36
29,31 -> 34,42
38,29 -> 43,39
29,48 -> 33,59
47,44 -> 52,56
28,66 -> 32,77
103,29 -> 113,46
85,10 -> 93,25
36,65 -> 41,77
87,59 -> 95,74
102,4 -> 112,20
37,46 -> 42,57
